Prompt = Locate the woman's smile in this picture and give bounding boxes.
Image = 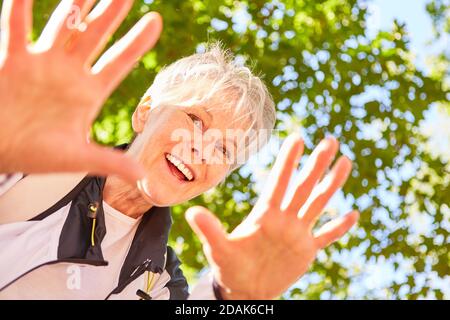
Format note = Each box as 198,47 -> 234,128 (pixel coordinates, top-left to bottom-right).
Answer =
164,152 -> 195,182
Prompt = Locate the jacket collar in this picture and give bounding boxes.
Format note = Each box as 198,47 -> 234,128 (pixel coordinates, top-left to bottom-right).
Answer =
58,175 -> 172,288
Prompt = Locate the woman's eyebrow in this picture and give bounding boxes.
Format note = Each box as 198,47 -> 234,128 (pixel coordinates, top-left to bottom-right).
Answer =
199,106 -> 213,125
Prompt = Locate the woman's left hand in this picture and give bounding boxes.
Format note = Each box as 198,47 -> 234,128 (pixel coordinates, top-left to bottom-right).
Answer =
186,134 -> 359,300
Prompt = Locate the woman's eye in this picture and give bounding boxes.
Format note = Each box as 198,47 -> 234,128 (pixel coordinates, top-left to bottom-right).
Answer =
221,147 -> 229,158
216,142 -> 230,159
188,113 -> 203,130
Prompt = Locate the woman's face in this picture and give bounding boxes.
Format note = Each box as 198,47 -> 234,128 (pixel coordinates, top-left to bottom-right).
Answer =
129,101 -> 244,207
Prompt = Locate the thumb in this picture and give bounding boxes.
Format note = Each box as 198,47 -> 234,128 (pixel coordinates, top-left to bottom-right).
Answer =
185,206 -> 229,252
78,143 -> 146,184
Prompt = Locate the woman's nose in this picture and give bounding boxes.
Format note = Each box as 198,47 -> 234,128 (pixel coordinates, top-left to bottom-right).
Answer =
191,147 -> 205,164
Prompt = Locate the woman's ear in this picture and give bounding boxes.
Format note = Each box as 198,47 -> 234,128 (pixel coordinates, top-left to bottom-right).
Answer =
132,96 -> 152,133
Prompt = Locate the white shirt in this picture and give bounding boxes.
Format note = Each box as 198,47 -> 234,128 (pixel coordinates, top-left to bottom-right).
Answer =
0,201 -> 141,300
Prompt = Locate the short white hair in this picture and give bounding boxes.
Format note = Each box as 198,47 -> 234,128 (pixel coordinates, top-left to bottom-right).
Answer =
143,43 -> 276,168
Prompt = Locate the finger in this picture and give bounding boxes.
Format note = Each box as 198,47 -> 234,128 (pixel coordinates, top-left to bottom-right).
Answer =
314,211 -> 359,249
0,0 -> 33,53
77,143 -> 146,184
263,134 -> 303,208
71,0 -> 133,65
299,156 -> 352,227
51,0 -> 97,48
92,12 -> 162,95
185,206 -> 229,254
34,0 -> 75,51
284,137 -> 338,214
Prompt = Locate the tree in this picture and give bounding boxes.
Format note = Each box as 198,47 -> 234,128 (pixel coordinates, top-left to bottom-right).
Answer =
15,0 -> 449,299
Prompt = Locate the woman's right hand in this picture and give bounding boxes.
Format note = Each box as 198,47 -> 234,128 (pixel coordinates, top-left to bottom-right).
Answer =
0,0 -> 162,184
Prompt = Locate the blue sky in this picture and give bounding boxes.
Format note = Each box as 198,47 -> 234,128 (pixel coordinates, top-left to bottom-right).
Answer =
368,0 -> 447,72
368,1 -> 450,164
369,0 -> 433,45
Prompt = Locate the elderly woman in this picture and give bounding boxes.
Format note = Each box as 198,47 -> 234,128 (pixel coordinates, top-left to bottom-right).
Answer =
0,1 -> 358,300
0,45 -> 358,300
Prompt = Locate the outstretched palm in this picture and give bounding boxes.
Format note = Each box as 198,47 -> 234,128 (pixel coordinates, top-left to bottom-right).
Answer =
0,0 -> 162,183
186,135 -> 359,300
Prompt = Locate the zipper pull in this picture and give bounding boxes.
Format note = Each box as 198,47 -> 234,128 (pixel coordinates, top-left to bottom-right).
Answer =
137,259 -> 155,300
136,289 -> 152,300
88,202 -> 99,247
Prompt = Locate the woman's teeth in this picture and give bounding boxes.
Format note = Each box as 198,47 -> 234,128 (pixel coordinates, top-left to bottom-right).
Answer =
165,154 -> 194,181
